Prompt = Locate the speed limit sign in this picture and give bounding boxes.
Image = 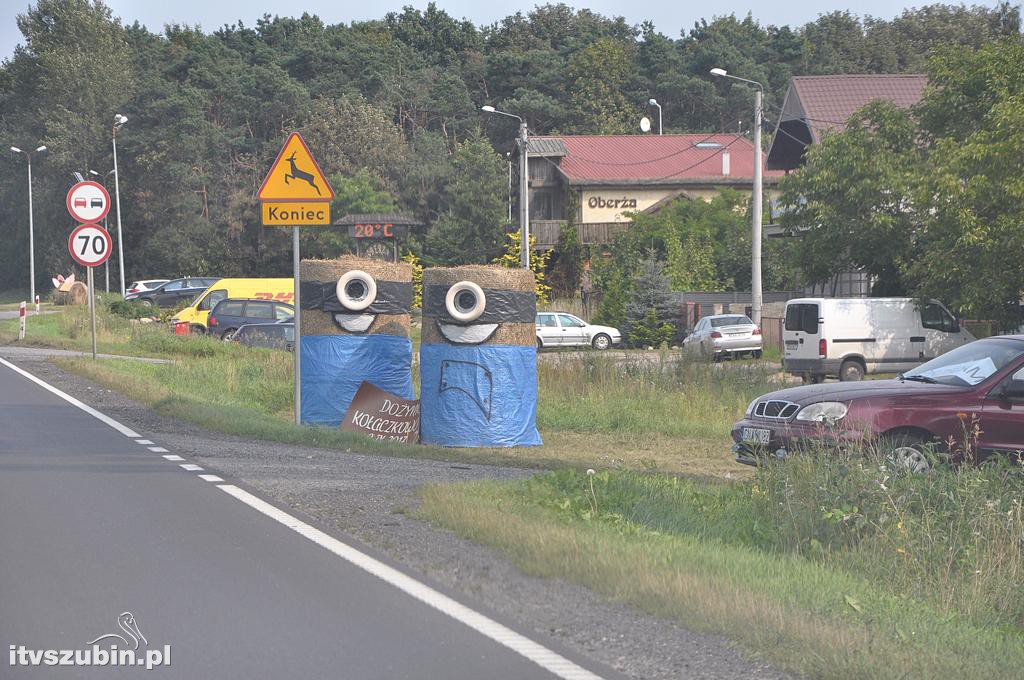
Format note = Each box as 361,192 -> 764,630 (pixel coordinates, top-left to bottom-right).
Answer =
68,223 -> 112,267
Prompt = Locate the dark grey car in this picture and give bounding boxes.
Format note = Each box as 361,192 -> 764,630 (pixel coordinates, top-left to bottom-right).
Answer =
232,322 -> 294,351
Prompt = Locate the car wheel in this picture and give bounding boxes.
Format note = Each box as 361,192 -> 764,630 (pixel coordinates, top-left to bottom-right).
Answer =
840,359 -> 865,381
882,434 -> 932,474
221,329 -> 237,341
753,350 -> 763,359
189,324 -> 205,335
139,299 -> 153,307
536,337 -> 543,349
592,333 -> 611,350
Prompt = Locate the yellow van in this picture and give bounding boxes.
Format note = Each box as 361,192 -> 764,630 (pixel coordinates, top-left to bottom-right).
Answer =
172,278 -> 294,331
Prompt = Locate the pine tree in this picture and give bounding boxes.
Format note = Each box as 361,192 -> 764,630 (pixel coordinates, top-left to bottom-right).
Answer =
624,252 -> 678,347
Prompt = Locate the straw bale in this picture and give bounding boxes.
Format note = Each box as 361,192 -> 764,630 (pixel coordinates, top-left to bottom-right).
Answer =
301,256 -> 410,283
422,265 -> 533,292
301,311 -> 410,338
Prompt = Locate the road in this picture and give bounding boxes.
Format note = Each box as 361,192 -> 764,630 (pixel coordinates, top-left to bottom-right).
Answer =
0,358 -> 613,680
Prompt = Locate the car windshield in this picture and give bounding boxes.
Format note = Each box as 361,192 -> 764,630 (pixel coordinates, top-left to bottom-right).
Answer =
711,316 -> 752,327
904,338 -> 1024,386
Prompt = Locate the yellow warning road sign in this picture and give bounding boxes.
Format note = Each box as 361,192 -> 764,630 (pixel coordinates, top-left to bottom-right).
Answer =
258,132 -> 334,202
262,201 -> 331,226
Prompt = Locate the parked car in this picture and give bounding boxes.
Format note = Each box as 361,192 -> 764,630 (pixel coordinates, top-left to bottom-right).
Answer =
731,335 -> 1024,471
232,322 -> 294,351
683,314 -> 762,359
126,279 -> 168,294
783,297 -> 974,383
208,298 -> 294,339
125,277 -> 219,308
172,278 -> 293,333
535,312 -> 621,350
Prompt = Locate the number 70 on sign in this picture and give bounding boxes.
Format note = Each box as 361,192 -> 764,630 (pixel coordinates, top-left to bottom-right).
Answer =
68,223 -> 112,267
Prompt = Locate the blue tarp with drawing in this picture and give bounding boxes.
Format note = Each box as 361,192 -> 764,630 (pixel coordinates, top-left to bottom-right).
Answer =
420,343 -> 542,447
301,335 -> 414,426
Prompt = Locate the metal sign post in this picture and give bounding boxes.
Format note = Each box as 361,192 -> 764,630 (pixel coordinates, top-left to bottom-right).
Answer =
87,266 -> 97,360
67,223 -> 112,361
257,132 -> 334,426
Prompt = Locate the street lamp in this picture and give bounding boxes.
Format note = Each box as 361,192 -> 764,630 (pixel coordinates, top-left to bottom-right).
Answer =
10,144 -> 47,306
90,168 -> 116,292
711,67 -> 765,325
482,105 -> 530,269
648,98 -> 663,135
111,113 -> 128,296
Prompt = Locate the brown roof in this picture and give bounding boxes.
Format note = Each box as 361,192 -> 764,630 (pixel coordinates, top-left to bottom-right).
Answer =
767,74 -> 927,170
529,134 -> 782,186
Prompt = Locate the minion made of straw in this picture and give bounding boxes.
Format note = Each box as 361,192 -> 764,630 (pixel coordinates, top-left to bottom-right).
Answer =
419,265 -> 542,447
299,256 -> 414,426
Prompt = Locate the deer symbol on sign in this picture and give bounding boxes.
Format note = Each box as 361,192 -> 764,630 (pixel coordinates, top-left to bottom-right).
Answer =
283,152 -> 321,195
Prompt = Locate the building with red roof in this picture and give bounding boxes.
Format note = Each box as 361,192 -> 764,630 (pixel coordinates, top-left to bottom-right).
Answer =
527,133 -> 780,248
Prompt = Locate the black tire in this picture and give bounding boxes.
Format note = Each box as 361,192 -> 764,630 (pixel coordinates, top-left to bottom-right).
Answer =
536,337 -> 543,349
592,334 -> 611,350
139,299 -> 153,307
840,359 -> 866,382
881,433 -> 932,474
752,350 -> 763,359
810,374 -> 825,384
221,328 -> 237,341
189,324 -> 206,335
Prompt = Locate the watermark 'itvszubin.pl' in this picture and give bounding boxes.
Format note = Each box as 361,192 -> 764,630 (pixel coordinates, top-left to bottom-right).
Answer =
9,644 -> 170,670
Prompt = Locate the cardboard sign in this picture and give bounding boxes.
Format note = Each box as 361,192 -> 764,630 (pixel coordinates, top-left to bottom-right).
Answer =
341,382 -> 420,443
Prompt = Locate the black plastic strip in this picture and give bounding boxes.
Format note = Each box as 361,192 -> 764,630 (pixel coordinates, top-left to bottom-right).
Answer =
300,280 -> 412,314
422,285 -> 536,325
833,338 -> 877,343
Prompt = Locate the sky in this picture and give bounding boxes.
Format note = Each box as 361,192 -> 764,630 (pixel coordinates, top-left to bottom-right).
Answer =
0,0 -> 1012,60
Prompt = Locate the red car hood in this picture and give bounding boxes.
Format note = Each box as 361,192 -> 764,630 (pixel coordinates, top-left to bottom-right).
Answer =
760,379 -> 970,405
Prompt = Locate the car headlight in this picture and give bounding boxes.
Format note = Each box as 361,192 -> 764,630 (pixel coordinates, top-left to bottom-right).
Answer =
795,402 -> 848,423
744,399 -> 758,418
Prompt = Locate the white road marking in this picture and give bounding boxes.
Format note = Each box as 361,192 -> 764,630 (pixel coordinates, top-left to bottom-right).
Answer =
1,358 -> 606,680
148,446 -> 169,453
135,439 -> 154,445
162,455 -> 184,461
198,474 -> 223,483
180,464 -> 204,472
219,485 -> 604,680
0,357 -> 141,437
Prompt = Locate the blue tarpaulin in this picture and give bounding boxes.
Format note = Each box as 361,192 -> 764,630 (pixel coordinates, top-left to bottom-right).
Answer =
420,343 -> 542,447
301,335 -> 414,426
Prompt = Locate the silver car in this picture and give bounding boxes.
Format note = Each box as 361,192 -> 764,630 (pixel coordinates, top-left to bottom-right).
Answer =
536,312 -> 622,350
684,314 -> 762,359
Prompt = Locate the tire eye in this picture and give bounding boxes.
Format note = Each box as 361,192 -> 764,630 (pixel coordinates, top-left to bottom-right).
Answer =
335,271 -> 377,311
445,281 -> 486,322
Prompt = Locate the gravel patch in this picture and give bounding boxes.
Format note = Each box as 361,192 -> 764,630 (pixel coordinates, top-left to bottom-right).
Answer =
11,355 -> 794,680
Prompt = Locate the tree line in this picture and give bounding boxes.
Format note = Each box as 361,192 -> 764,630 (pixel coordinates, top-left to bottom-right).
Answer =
0,0 -> 1019,303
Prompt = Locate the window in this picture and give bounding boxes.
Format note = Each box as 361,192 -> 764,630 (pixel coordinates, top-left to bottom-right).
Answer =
536,314 -> 557,328
274,304 -> 293,321
558,314 -> 585,328
200,289 -> 227,311
163,280 -> 184,291
217,300 -> 246,316
785,303 -> 819,334
711,316 -> 752,327
245,301 -> 275,319
922,303 -> 959,333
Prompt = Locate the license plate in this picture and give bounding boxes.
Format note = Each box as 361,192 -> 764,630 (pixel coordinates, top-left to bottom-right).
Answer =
785,341 -> 798,348
742,427 -> 771,445
728,332 -> 745,337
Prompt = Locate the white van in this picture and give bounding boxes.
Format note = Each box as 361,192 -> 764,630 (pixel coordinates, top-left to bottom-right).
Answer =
782,298 -> 975,382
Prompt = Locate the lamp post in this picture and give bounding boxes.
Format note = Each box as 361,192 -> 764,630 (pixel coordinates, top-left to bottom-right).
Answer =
482,105 -> 530,269
90,169 -> 116,292
111,113 -> 128,296
648,98 -> 663,135
10,144 -> 47,306
710,67 -> 764,325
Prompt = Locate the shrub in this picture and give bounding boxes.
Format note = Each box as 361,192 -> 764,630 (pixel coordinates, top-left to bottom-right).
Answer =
107,299 -> 152,319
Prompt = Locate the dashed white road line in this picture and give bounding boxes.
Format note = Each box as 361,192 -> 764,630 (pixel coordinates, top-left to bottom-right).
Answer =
148,446 -> 169,453
1,357 -> 606,680
135,439 -> 154,445
162,455 -> 184,462
198,474 -> 224,483
180,463 -> 204,472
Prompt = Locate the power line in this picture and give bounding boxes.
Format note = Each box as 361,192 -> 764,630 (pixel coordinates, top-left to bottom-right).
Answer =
534,129 -> 740,167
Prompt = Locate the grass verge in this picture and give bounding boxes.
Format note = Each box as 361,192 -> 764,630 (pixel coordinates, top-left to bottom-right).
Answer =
418,461 -> 1024,679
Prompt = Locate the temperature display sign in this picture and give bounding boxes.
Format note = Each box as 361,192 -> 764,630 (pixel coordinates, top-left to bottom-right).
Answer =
348,223 -> 409,239
67,223 -> 112,267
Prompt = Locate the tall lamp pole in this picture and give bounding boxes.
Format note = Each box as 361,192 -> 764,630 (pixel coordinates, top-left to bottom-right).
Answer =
648,99 -> 663,135
111,113 -> 128,296
10,144 -> 47,305
711,68 -> 764,325
482,106 -> 530,269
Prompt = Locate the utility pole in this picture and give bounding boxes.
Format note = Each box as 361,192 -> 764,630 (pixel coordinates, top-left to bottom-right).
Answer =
10,145 -> 46,305
517,120 -> 530,269
112,114 -> 128,296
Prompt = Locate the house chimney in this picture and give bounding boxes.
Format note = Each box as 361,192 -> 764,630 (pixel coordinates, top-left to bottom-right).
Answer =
722,149 -> 731,176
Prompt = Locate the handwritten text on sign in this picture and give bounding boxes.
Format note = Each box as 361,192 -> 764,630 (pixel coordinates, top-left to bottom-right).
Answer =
341,382 -> 420,443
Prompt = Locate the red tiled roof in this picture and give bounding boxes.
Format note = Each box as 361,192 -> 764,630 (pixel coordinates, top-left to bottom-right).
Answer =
790,74 -> 927,141
530,134 -> 782,185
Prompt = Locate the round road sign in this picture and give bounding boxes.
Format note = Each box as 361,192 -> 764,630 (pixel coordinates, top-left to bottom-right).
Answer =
66,181 -> 111,223
68,223 -> 112,267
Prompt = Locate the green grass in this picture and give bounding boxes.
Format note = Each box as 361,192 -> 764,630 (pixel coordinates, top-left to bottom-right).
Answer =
419,460 -> 1024,679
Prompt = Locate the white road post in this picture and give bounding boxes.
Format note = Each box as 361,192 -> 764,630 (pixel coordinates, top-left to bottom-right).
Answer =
18,301 -> 26,340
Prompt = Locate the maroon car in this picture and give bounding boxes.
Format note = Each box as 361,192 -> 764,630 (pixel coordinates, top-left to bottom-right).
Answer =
731,336 -> 1024,471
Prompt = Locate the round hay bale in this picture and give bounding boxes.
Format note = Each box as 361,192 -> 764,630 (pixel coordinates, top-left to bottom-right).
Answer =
299,256 -> 412,337
54,281 -> 88,306
422,265 -> 536,347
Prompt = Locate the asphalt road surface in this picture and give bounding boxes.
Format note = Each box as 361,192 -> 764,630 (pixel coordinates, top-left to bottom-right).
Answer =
0,358 -> 616,680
